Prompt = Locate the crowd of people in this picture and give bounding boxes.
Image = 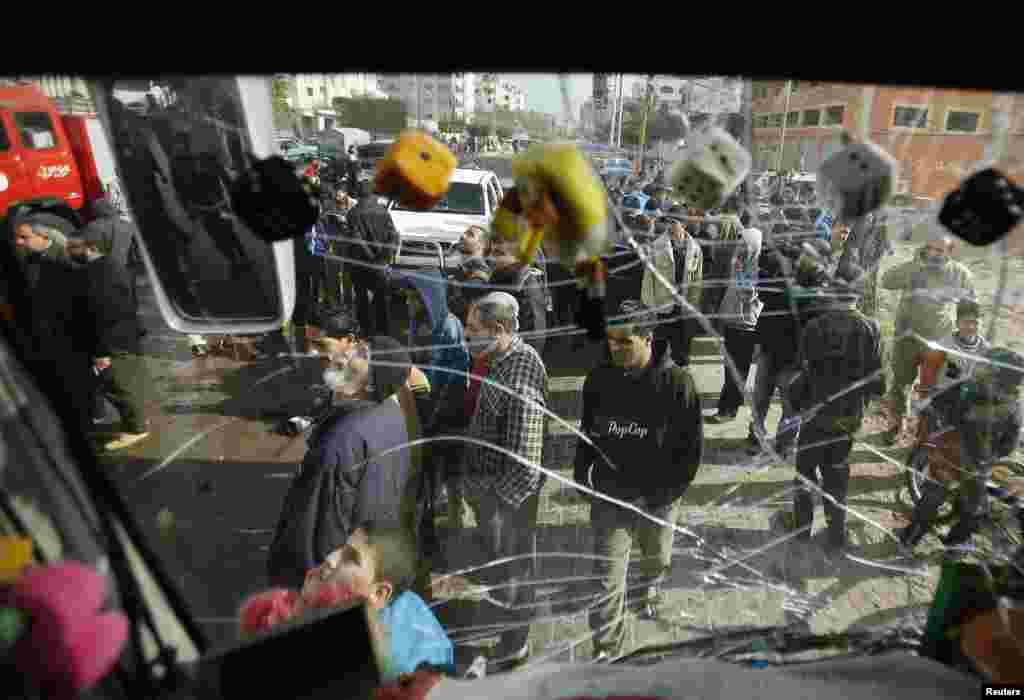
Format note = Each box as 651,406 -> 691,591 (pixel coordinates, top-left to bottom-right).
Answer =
250,174 -> 1024,678
9,150 -> 1024,682
12,203 -> 151,453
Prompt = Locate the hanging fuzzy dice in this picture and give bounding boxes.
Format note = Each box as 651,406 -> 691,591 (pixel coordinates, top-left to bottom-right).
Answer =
509,143 -> 612,338
939,168 -> 1024,246
816,141 -> 898,221
669,127 -> 752,212
2,561 -> 129,700
375,130 -> 457,210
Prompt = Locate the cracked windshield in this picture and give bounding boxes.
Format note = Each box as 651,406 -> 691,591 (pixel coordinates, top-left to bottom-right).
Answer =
5,72 -> 1024,696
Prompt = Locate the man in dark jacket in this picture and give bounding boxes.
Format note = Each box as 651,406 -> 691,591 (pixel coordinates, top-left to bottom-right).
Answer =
747,240 -> 802,455
267,336 -> 416,590
487,235 -> 548,357
78,199 -> 137,272
14,218 -> 70,266
346,146 -> 361,195
346,180 -> 400,336
13,221 -> 95,438
574,300 -> 704,661
447,225 -> 492,323
785,263 -> 885,558
67,230 -> 149,452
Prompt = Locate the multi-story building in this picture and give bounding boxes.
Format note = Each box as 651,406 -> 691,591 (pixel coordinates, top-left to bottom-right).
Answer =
629,76 -> 742,116
377,73 -> 477,124
751,80 -> 1024,201
1,75 -> 95,113
287,73 -> 384,134
686,77 -> 743,115
475,74 -> 527,113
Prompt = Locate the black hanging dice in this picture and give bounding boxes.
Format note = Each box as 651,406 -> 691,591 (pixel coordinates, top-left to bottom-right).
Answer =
938,168 -> 1024,247
229,155 -> 320,244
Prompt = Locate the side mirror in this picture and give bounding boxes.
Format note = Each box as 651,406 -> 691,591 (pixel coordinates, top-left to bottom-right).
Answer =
91,76 -> 302,335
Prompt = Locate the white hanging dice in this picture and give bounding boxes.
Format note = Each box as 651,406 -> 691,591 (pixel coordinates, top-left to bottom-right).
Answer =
816,142 -> 898,220
669,127 -> 751,211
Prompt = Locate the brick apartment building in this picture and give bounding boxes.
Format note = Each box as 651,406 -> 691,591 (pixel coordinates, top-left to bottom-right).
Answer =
751,81 -> 1024,203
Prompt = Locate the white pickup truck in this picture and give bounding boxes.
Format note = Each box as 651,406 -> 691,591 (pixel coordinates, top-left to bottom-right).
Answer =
387,168 -> 505,270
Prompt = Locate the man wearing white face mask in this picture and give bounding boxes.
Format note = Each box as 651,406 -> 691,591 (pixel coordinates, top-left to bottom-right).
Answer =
460,291 -> 548,673
267,330 -> 431,592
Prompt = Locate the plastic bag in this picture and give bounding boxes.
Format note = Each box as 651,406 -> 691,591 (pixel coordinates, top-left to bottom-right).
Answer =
640,233 -> 676,309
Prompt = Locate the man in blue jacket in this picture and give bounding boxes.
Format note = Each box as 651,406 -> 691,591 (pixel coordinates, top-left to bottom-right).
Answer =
394,269 -> 471,428
395,269 -> 472,546
574,299 -> 704,661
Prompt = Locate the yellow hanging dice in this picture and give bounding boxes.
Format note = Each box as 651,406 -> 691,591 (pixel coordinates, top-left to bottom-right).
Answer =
375,130 -> 458,210
492,187 -> 546,265
510,143 -> 610,266
0,536 -> 34,584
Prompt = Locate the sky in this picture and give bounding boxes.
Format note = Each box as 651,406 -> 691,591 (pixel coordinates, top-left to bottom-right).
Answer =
504,74 -> 642,117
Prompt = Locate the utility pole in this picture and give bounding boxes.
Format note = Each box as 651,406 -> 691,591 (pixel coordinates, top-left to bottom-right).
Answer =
776,80 -> 793,174
608,75 -> 618,148
615,74 -> 625,150
740,77 -> 755,212
638,74 -> 655,175
416,75 -> 422,129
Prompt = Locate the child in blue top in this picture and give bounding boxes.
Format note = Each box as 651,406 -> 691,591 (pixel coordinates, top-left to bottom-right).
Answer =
300,522 -> 455,681
244,524 -> 455,682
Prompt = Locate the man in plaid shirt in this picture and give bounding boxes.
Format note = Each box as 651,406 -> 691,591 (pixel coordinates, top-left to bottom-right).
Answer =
460,291 -> 548,672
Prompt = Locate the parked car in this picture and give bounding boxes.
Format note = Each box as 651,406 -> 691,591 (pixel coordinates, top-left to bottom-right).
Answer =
357,140 -> 395,181
387,168 -> 503,271
601,157 -> 634,181
621,191 -> 650,217
276,137 -> 318,163
781,206 -> 816,231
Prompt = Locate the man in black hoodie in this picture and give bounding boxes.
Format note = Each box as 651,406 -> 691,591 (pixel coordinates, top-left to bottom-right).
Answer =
67,229 -> 149,452
345,180 -> 400,336
574,300 -> 704,661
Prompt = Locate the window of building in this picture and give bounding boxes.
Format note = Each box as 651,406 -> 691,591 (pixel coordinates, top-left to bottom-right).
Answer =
787,111 -> 799,127
307,87 -> 314,97
893,106 -> 928,128
945,110 -> 980,133
660,86 -> 674,95
803,109 -> 821,127
0,122 -> 10,152
320,87 -> 326,95
824,105 -> 845,126
13,112 -> 57,149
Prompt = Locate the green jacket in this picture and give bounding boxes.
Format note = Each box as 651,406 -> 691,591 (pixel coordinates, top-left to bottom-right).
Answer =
881,250 -> 975,341
674,236 -> 704,310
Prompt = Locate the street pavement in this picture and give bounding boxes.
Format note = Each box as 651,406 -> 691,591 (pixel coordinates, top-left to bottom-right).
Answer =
101,245 -> 1006,663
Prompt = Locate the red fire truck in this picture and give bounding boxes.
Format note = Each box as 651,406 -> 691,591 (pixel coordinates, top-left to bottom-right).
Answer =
0,83 -> 115,230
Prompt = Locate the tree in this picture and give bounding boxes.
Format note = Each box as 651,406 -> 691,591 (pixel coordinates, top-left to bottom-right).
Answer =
271,76 -> 295,132
619,104 -> 644,147
466,123 -> 490,139
438,117 -> 467,134
646,109 -> 687,144
332,96 -> 407,140
495,125 -> 514,140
